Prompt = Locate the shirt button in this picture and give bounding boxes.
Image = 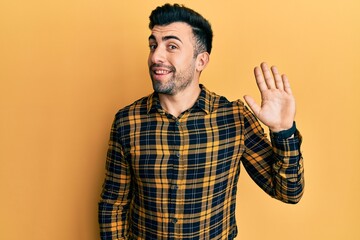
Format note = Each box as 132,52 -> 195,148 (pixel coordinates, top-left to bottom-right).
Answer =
171,184 -> 179,190
176,152 -> 181,158
175,121 -> 180,126
171,218 -> 178,224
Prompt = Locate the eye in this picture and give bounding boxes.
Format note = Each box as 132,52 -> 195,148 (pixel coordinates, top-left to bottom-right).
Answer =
168,44 -> 178,50
149,43 -> 157,51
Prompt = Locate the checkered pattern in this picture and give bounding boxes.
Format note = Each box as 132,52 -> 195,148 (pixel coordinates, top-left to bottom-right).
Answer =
99,85 -> 304,240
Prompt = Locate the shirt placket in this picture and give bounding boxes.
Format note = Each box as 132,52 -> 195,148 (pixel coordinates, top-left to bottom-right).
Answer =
168,117 -> 185,240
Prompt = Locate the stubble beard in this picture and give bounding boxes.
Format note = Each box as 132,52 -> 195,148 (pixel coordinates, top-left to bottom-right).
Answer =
150,62 -> 196,96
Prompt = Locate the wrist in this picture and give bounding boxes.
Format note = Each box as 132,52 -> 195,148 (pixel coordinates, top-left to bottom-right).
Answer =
270,122 -> 297,140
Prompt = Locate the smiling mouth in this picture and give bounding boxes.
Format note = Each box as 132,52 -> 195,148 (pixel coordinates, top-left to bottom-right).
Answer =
154,69 -> 171,75
150,64 -> 175,76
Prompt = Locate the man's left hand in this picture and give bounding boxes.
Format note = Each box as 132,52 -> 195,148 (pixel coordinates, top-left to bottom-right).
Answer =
244,62 -> 296,132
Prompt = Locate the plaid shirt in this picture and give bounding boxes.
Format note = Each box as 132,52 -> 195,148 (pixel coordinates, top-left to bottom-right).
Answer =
99,85 -> 304,240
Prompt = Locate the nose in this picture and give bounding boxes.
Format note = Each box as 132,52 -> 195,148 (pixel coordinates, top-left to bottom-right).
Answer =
149,45 -> 166,64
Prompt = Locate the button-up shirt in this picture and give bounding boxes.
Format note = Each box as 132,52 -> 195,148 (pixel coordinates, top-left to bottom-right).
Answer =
99,85 -> 304,240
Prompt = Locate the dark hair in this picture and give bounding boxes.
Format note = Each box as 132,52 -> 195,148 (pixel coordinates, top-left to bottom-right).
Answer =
149,3 -> 213,55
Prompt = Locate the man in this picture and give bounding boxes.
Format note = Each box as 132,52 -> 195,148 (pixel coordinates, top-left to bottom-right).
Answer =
99,3 -> 304,240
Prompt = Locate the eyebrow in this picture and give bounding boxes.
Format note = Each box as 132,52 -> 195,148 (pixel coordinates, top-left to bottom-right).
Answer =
148,34 -> 183,43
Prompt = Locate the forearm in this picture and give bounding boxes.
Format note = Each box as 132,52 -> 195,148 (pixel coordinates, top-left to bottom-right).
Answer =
270,130 -> 304,203
98,154 -> 132,239
241,108 -> 304,203
98,197 -> 130,239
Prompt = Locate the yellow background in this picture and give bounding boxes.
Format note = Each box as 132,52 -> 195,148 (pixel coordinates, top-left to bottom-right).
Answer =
1,0 -> 359,239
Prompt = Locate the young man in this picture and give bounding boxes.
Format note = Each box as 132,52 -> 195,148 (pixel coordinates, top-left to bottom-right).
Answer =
99,4 -> 304,240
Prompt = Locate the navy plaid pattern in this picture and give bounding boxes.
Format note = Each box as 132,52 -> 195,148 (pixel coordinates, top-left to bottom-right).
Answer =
99,85 -> 304,240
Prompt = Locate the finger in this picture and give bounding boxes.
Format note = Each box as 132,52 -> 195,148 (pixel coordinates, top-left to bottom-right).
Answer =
271,65 -> 284,90
243,95 -> 261,117
254,66 -> 268,92
261,62 -> 276,89
282,74 -> 293,95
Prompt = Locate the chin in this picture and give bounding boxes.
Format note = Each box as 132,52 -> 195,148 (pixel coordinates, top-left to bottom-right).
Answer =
152,81 -> 174,95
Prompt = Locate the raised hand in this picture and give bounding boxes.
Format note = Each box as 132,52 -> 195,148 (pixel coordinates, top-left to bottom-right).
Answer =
243,62 -> 295,132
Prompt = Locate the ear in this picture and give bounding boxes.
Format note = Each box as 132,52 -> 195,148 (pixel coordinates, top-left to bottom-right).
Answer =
196,52 -> 210,72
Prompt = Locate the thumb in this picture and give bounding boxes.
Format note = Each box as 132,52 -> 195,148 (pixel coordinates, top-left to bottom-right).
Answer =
243,95 -> 261,117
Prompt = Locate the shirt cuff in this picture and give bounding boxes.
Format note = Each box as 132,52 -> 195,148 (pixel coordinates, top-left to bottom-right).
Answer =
270,122 -> 297,140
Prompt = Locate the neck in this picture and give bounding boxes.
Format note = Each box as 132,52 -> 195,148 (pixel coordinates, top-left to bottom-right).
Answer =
159,84 -> 201,118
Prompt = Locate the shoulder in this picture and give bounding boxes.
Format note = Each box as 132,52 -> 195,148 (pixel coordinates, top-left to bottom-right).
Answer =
201,86 -> 250,115
114,94 -> 151,124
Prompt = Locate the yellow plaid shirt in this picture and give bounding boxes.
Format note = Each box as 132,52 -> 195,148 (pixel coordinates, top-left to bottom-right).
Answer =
99,85 -> 304,240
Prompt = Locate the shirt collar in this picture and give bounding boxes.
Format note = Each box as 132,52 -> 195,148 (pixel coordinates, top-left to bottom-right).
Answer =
146,84 -> 218,115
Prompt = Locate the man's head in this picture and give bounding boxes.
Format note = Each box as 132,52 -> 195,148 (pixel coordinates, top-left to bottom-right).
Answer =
148,4 -> 212,96
149,3 -> 213,56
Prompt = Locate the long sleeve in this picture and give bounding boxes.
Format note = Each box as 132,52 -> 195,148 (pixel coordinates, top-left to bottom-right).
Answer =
269,130 -> 304,203
98,119 -> 132,239
241,107 -> 304,204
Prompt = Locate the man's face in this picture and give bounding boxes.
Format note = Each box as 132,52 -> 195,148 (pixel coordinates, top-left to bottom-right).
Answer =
148,22 -> 198,95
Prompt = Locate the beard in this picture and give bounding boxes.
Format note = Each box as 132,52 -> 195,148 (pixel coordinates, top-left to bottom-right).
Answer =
149,62 -> 196,95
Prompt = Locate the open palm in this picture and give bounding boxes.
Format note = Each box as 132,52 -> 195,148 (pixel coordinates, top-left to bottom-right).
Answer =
244,62 -> 295,132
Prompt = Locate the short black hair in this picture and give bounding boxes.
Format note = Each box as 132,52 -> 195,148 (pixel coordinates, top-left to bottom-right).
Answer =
149,3 -> 213,55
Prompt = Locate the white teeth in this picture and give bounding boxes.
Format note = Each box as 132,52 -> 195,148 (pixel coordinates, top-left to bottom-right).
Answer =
155,70 -> 169,74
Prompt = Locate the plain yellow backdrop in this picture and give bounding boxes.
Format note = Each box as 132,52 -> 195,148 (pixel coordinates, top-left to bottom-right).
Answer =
1,0 -> 359,239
